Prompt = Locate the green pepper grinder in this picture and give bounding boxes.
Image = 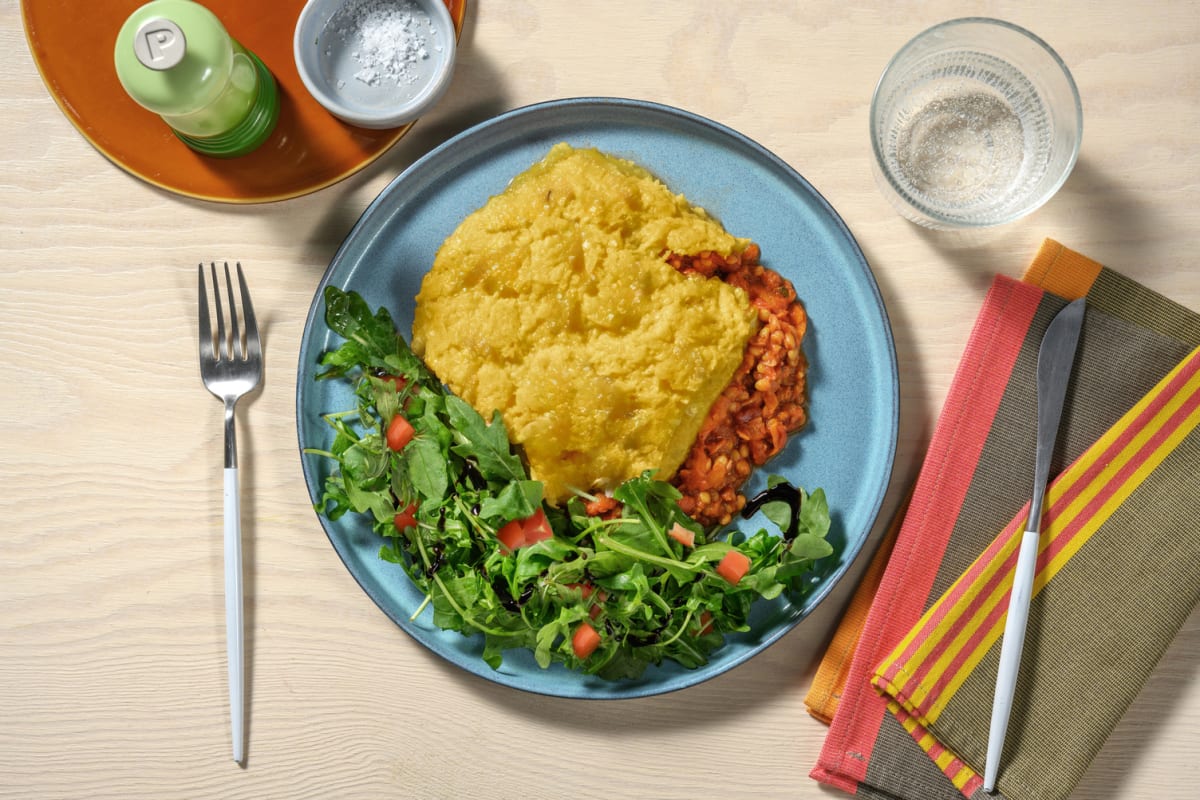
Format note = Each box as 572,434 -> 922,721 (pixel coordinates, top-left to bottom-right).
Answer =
114,0 -> 279,158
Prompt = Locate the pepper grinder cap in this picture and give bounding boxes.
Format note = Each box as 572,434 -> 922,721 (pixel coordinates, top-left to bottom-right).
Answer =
132,18 -> 187,70
114,0 -> 233,115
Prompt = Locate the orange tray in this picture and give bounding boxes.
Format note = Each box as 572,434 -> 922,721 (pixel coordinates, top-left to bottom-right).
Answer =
21,0 -> 467,203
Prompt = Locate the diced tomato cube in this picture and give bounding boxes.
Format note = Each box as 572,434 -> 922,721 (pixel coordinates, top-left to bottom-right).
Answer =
380,374 -> 408,392
385,414 -> 415,451
495,519 -> 526,553
667,522 -> 695,548
572,622 -> 601,659
522,508 -> 554,544
716,550 -> 751,585
393,503 -> 419,532
496,508 -> 554,553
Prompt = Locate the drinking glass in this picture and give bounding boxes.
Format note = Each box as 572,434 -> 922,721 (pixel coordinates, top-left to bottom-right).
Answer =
870,18 -> 1082,229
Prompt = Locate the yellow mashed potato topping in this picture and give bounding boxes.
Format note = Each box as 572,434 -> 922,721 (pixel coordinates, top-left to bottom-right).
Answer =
412,143 -> 758,504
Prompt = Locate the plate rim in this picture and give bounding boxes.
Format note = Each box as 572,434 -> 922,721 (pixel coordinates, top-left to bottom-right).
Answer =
296,96 -> 899,698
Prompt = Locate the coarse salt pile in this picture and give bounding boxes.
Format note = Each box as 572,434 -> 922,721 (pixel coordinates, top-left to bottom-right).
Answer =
329,0 -> 434,87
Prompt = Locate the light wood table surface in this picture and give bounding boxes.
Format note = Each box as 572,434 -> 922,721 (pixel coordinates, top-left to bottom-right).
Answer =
3,1 -> 1197,798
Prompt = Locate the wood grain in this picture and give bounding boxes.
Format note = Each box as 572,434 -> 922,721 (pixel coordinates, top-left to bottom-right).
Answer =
2,2 -> 1197,798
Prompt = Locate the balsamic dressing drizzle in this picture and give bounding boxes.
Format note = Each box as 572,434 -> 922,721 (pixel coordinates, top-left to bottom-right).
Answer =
740,482 -> 804,541
490,575 -> 533,613
424,542 -> 446,578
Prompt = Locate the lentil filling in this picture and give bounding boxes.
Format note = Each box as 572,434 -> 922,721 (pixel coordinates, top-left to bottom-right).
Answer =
665,245 -> 809,527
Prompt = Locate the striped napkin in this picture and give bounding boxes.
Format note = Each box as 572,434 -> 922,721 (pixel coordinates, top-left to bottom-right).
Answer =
809,240 -> 1200,800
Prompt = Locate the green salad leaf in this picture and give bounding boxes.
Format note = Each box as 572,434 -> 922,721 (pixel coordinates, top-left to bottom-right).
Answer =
305,286 -> 836,679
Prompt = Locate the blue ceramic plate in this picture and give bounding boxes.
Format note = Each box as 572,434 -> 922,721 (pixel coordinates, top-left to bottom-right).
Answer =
297,98 -> 898,698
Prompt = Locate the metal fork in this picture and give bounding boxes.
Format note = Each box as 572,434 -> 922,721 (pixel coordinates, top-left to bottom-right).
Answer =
198,262 -> 262,765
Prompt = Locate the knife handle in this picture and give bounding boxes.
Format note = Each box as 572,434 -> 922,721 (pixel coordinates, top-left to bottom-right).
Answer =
983,528 -> 1041,793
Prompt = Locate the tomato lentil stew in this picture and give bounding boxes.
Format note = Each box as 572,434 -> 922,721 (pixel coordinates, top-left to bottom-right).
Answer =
666,245 -> 809,526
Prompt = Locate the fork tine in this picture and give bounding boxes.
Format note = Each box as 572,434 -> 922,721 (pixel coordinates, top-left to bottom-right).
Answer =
210,263 -> 227,362
198,264 -> 214,362
235,262 -> 262,361
223,262 -> 242,361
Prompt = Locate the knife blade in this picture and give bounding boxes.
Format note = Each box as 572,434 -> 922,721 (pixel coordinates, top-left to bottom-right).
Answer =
983,297 -> 1086,793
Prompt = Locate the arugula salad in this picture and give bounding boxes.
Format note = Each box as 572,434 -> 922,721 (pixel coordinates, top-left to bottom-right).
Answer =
306,287 -> 835,680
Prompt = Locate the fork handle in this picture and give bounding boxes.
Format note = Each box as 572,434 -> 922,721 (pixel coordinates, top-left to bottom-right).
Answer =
224,400 -> 239,469
224,466 -> 245,764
